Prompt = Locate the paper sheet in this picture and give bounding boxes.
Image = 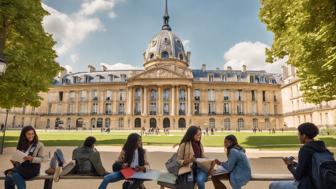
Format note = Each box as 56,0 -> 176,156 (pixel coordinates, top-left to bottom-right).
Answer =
10,150 -> 27,164
212,165 -> 229,176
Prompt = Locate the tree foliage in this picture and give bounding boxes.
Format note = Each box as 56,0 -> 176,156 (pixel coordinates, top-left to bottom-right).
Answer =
0,0 -> 60,109
259,0 -> 336,104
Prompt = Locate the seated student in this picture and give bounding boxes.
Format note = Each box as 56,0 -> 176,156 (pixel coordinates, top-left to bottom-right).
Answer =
98,133 -> 149,189
4,126 -> 45,189
45,148 -> 75,182
177,126 -> 207,189
212,135 -> 251,189
72,136 -> 108,176
269,122 -> 331,189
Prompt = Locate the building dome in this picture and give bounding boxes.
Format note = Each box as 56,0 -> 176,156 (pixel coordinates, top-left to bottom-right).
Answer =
143,0 -> 190,67
144,30 -> 188,63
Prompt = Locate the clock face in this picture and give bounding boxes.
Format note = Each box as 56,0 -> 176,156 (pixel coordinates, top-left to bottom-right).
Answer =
151,40 -> 157,47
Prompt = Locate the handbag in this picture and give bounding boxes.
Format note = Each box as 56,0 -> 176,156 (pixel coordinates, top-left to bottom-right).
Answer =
165,143 -> 187,176
176,172 -> 194,189
112,161 -> 123,172
4,143 -> 41,180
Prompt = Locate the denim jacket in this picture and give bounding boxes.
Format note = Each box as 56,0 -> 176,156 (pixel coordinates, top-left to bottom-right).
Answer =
221,148 -> 252,189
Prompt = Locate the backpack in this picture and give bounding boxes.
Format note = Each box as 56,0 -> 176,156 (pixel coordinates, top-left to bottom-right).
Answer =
311,151 -> 336,189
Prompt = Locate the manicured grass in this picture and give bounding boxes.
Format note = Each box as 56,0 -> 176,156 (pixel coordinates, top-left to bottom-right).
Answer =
1,130 -> 335,150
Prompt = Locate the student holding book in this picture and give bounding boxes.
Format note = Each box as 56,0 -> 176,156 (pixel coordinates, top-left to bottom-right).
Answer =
212,135 -> 251,189
4,126 -> 45,189
98,133 -> 149,189
177,126 -> 208,189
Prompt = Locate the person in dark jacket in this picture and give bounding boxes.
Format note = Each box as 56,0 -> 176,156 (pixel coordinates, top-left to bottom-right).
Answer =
72,136 -> 108,176
269,122 -> 330,189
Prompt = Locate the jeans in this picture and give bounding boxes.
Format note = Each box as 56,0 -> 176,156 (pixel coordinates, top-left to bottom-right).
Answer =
5,171 -> 26,189
98,171 -> 144,189
269,181 -> 299,189
195,168 -> 208,189
50,148 -> 65,168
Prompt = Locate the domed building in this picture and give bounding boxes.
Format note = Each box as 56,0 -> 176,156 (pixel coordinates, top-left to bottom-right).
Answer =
0,0 -> 288,130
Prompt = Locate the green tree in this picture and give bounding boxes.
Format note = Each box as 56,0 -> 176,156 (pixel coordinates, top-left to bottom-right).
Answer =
0,0 -> 60,109
259,0 -> 336,104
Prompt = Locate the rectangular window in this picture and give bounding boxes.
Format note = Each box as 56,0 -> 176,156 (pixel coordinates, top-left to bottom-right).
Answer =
223,103 -> 230,114
251,90 -> 256,101
59,92 -> 63,102
106,90 -> 112,101
262,91 -> 266,102
237,103 -> 244,115
134,102 -> 141,115
69,91 -> 76,102
252,103 -> 257,115
208,89 -> 215,101
118,103 -> 125,114
194,89 -> 200,101
224,90 -> 230,101
105,102 -> 112,115
119,89 -> 126,101
80,103 -> 87,114
236,90 -> 243,101
163,103 -> 169,115
194,103 -> 200,115
80,90 -> 87,101
208,102 -> 216,115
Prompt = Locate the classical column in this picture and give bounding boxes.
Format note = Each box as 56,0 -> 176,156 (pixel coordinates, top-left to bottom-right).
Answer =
158,87 -> 162,115
127,87 -> 132,115
187,86 -> 191,115
143,87 -> 147,116
171,86 -> 175,116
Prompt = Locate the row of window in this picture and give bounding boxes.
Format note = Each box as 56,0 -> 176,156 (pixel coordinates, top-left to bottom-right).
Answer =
53,89 -> 277,103
50,117 -> 272,130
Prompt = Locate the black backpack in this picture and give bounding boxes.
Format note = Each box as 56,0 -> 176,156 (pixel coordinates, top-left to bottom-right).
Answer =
311,151 -> 336,189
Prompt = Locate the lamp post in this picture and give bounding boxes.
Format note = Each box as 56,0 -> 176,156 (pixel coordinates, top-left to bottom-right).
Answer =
0,55 -> 7,154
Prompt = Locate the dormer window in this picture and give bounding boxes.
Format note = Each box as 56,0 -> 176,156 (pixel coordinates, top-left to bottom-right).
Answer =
179,54 -> 183,60
162,51 -> 169,59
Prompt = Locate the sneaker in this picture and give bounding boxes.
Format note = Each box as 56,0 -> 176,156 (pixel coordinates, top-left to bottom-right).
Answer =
60,160 -> 76,176
45,168 -> 55,175
53,167 -> 62,182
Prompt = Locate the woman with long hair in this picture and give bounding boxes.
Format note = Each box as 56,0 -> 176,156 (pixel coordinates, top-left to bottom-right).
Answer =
4,126 -> 45,189
98,133 -> 148,189
212,135 -> 251,189
176,125 -> 207,189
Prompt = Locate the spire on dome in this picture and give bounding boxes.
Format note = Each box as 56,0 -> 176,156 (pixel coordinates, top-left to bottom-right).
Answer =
162,0 -> 171,31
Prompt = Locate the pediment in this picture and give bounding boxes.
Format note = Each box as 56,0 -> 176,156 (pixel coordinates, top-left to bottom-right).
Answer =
130,67 -> 192,80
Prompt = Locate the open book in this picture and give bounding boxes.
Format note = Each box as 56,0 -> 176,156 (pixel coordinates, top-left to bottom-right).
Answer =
196,158 -> 216,173
10,150 -> 27,164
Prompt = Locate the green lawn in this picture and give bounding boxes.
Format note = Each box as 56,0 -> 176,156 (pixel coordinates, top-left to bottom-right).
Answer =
1,130 -> 335,150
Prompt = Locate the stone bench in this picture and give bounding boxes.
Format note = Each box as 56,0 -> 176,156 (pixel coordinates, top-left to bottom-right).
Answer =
0,173 -> 293,189
157,173 -> 294,189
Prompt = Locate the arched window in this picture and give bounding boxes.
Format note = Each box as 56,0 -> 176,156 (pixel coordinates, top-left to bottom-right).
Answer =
224,118 -> 230,130
91,118 -> 96,128
76,118 -> 83,128
105,118 -> 110,128
209,118 -> 215,128
161,51 -> 169,59
150,118 -> 157,128
97,118 -> 103,128
135,118 -> 141,128
238,118 -> 244,130
178,118 -> 186,128
163,118 -> 170,128
265,118 -> 270,129
253,118 -> 258,129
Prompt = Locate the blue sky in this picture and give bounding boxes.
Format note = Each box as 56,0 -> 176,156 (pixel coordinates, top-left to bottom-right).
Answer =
42,0 -> 283,73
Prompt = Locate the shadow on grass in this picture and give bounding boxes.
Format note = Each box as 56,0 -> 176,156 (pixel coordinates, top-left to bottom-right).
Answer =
243,136 -> 336,149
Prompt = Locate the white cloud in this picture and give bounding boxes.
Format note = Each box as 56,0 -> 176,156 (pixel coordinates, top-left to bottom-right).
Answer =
63,65 -> 73,73
79,0 -> 122,16
70,54 -> 79,63
42,0 -> 123,55
100,62 -> 142,70
223,41 -> 287,73
182,40 -> 191,51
